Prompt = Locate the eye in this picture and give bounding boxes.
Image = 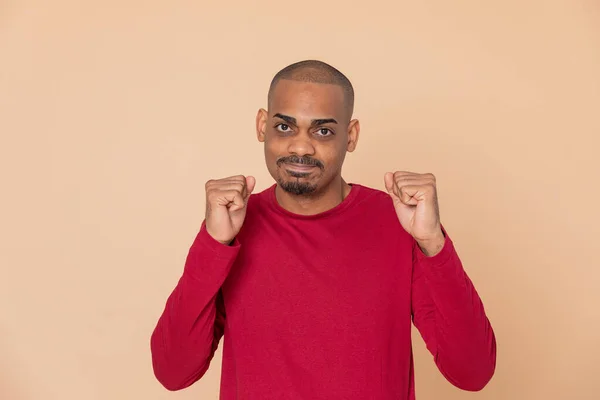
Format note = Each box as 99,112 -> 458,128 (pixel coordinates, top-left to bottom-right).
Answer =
276,123 -> 291,132
316,128 -> 333,136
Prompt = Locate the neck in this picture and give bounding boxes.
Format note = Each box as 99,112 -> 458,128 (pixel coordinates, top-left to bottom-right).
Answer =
275,177 -> 352,216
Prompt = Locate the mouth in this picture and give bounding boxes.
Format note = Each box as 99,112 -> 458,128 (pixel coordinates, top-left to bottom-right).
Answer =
283,163 -> 318,173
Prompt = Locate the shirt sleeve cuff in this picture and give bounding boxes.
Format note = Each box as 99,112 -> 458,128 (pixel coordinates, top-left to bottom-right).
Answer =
414,225 -> 455,268
191,221 -> 241,253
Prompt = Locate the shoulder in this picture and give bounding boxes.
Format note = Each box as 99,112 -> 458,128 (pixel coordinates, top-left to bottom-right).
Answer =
244,183 -> 275,216
248,183 -> 274,202
349,183 -> 403,223
350,183 -> 414,242
351,183 -> 395,209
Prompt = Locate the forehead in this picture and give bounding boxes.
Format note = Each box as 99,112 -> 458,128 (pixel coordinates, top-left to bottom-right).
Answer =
269,80 -> 347,120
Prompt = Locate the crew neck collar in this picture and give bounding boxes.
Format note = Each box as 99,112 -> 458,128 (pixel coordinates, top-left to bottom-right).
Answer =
265,183 -> 361,220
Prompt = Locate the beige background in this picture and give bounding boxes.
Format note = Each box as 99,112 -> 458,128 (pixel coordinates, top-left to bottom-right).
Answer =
1,1 -> 599,399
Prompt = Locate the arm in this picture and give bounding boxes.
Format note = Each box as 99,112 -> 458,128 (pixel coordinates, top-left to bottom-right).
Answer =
411,229 -> 497,391
150,222 -> 240,391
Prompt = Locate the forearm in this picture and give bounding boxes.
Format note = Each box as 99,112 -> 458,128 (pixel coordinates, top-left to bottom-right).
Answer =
414,235 -> 496,391
150,224 -> 239,390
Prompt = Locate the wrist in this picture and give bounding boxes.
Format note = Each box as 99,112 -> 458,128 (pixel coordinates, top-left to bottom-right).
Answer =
416,230 -> 445,257
214,236 -> 234,246
205,226 -> 235,246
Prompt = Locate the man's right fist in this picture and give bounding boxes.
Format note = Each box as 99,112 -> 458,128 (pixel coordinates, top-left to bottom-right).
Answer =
204,175 -> 256,245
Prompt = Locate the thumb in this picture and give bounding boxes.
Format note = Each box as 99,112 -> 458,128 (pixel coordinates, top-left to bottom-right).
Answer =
384,172 -> 395,195
245,175 -> 256,198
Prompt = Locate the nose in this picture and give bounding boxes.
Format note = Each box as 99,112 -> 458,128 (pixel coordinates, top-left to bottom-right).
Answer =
287,132 -> 316,157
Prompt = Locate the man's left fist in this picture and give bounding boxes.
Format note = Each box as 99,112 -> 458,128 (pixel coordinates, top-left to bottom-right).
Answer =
384,171 -> 445,256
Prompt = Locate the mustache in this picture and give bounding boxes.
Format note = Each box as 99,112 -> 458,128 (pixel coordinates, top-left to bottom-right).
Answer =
277,155 -> 324,169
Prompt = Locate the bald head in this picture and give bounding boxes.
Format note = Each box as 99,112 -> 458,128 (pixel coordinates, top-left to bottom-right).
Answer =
267,60 -> 354,117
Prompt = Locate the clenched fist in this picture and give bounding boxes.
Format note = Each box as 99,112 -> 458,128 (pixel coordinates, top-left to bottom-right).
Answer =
205,175 -> 256,245
384,171 -> 445,256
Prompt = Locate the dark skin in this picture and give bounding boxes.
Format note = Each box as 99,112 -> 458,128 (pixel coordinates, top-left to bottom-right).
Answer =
256,79 -> 360,215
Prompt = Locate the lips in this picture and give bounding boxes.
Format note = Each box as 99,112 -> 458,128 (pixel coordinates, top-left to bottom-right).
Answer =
283,163 -> 317,173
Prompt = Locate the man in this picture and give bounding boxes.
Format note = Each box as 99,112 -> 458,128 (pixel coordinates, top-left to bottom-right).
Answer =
150,60 -> 496,399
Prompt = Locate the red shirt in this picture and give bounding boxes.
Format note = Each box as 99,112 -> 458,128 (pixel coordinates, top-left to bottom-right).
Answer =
150,183 -> 496,399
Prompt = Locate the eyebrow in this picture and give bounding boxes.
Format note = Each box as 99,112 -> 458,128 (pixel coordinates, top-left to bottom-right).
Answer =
273,113 -> 338,126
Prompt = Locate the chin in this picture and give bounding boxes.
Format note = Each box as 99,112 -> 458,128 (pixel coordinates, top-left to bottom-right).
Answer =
277,178 -> 318,196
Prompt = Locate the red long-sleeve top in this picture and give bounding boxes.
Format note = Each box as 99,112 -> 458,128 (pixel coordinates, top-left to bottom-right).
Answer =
150,183 -> 496,399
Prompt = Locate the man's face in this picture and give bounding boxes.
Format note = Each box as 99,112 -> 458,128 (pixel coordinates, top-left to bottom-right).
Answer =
256,80 -> 359,196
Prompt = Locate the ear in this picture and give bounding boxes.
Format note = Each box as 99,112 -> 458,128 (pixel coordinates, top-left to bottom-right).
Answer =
346,119 -> 360,152
256,108 -> 268,143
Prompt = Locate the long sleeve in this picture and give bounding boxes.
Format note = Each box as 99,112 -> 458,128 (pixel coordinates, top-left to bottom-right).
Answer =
150,222 -> 241,391
410,228 -> 497,391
